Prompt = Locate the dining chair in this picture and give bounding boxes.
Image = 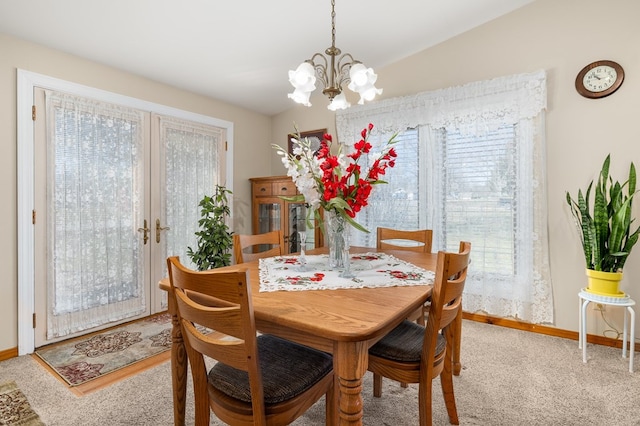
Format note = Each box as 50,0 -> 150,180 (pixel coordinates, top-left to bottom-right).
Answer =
367,241 -> 471,425
376,227 -> 433,325
233,230 -> 285,264
166,256 -> 335,426
376,227 -> 433,253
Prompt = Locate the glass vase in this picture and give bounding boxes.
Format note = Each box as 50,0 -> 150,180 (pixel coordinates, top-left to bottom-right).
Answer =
324,210 -> 347,269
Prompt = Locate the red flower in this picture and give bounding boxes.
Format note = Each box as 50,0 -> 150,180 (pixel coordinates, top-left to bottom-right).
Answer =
354,139 -> 372,153
314,123 -> 398,224
274,122 -> 398,234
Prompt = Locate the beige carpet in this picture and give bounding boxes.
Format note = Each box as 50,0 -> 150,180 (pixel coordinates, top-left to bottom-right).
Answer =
0,381 -> 44,426
2,320 -> 640,425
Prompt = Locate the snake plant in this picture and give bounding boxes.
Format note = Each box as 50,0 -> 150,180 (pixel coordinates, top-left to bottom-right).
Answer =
566,154 -> 640,272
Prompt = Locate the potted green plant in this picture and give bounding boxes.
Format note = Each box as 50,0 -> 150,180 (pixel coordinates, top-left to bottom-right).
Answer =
187,185 -> 233,270
565,154 -> 640,296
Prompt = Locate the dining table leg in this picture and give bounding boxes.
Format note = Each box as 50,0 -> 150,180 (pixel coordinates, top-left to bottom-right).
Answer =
168,293 -> 188,426
334,340 -> 368,425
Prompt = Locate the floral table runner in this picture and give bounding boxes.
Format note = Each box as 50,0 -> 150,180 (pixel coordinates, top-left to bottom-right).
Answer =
258,252 -> 434,292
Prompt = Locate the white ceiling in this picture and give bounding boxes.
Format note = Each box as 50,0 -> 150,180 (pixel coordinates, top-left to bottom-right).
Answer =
0,0 -> 534,116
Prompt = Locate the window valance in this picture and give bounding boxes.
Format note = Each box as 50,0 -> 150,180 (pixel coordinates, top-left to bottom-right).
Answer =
336,70 -> 546,138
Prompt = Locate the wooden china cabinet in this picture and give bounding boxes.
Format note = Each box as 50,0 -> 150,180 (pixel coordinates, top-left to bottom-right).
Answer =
249,176 -> 323,254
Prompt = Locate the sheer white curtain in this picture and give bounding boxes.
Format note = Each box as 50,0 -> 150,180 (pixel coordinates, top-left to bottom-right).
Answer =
336,70 -> 553,324
159,115 -> 225,274
45,91 -> 147,339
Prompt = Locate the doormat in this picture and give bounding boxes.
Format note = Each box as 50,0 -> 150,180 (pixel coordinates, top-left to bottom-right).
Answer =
0,381 -> 45,426
34,313 -> 172,388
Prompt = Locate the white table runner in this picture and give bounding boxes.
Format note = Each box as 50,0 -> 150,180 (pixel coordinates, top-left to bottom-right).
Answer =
258,252 -> 434,292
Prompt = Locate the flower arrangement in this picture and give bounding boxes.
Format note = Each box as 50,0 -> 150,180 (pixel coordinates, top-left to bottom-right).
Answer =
272,123 -> 398,233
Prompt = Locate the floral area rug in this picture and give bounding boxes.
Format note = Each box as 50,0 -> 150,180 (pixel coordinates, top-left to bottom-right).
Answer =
0,381 -> 44,425
34,314 -> 172,387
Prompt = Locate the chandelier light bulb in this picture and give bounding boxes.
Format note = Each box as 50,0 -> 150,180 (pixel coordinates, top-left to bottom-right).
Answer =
349,63 -> 369,87
289,62 -> 316,90
348,65 -> 378,91
327,92 -> 350,111
351,82 -> 382,105
288,88 -> 313,107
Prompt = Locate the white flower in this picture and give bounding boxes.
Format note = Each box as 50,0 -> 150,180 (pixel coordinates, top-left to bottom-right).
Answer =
272,134 -> 327,216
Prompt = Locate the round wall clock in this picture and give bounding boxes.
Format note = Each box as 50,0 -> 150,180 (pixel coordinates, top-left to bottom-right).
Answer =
575,60 -> 624,99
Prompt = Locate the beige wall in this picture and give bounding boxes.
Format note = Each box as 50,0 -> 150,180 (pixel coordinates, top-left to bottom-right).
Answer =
0,34 -> 271,351
3,0 -> 640,353
272,0 -> 640,337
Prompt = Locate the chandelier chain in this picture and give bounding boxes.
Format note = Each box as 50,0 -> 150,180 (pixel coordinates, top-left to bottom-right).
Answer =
331,0 -> 336,49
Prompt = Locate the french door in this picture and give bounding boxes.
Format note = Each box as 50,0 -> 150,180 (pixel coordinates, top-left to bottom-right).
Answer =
32,87 -> 227,347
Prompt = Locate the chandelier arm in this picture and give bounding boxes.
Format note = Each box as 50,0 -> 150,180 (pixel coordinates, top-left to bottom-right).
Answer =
336,53 -> 359,88
308,54 -> 330,90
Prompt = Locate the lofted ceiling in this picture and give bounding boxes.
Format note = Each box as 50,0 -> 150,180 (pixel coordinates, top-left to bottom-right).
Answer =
0,0 -> 534,116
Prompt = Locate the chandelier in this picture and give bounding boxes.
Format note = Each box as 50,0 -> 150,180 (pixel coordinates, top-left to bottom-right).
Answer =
287,0 -> 383,111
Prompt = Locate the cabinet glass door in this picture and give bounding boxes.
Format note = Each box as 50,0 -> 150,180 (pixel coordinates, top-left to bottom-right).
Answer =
288,203 -> 315,253
256,202 -> 281,253
258,202 -> 281,234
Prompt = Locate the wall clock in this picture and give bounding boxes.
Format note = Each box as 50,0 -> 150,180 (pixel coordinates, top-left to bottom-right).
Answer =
575,60 -> 624,99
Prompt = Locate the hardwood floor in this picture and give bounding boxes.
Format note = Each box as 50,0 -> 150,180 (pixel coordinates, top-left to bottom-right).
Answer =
463,311 -> 640,352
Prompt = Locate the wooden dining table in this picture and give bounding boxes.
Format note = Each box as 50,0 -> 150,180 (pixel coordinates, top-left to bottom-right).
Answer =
159,246 -> 462,425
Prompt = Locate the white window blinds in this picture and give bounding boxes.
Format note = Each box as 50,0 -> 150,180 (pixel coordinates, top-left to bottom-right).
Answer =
439,125 -> 517,275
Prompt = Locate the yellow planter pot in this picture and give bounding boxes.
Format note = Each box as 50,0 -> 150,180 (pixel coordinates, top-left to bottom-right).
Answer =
585,269 -> 625,297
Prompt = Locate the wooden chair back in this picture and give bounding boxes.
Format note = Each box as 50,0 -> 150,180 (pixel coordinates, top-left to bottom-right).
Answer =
377,227 -> 433,253
377,227 -> 434,326
424,241 -> 470,365
166,256 -> 265,422
233,230 -> 284,263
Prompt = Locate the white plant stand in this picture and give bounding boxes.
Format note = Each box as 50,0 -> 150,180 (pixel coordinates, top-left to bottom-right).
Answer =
578,289 -> 636,373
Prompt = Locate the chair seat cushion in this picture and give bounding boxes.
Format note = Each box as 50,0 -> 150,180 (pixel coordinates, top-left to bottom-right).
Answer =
369,320 -> 446,362
208,334 -> 332,404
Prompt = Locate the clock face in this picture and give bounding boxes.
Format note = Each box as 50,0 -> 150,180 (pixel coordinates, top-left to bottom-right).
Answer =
575,60 -> 624,99
582,66 -> 617,93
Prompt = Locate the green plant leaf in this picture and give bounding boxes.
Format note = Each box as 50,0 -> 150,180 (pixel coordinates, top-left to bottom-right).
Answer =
186,185 -> 234,270
566,154 -> 637,272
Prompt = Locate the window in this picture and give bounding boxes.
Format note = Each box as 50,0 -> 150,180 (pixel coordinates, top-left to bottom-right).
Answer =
353,128 -> 421,247
357,125 -> 520,279
337,70 -> 553,324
